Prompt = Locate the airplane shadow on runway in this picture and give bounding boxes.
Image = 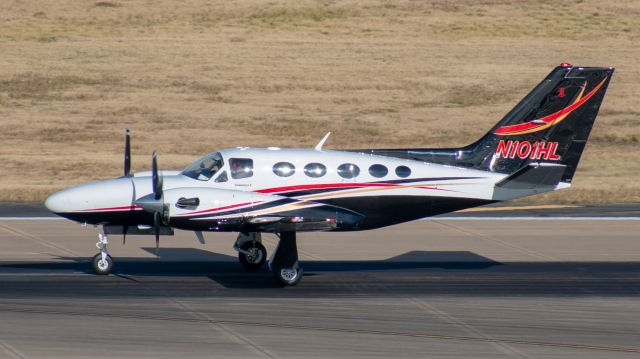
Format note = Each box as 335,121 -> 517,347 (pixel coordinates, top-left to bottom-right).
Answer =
1,248 -> 639,295
0,248 -> 501,274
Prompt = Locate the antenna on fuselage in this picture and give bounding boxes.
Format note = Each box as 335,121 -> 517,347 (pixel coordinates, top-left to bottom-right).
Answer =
314,132 -> 331,151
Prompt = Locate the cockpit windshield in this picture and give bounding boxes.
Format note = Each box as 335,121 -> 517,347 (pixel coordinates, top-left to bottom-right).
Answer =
182,152 -> 224,181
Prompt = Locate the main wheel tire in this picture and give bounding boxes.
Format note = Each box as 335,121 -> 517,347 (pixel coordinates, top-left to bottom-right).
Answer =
238,241 -> 267,270
91,253 -> 114,275
273,265 -> 303,286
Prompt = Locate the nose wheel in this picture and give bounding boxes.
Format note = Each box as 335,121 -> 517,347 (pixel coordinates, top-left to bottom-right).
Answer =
92,233 -> 114,275
92,253 -> 114,275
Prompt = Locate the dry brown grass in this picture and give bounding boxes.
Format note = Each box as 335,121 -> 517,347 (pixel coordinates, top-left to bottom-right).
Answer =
1,0 -> 639,203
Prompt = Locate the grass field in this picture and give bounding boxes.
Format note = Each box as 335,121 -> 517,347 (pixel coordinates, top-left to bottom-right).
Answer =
1,0 -> 639,203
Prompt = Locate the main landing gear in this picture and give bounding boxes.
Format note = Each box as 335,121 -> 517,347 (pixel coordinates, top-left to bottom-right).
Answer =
270,232 -> 303,286
233,231 -> 303,286
234,232 -> 267,270
92,232 -> 114,275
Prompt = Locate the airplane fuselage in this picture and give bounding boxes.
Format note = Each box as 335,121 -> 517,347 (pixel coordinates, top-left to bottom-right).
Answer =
46,147 -> 509,231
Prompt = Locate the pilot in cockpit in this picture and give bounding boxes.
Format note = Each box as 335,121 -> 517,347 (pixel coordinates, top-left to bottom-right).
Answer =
183,152 -> 224,181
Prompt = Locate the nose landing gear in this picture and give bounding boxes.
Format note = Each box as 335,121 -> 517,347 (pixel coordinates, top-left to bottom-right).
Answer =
92,233 -> 114,275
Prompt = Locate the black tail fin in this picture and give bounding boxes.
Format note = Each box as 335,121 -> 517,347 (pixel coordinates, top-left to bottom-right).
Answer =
360,64 -> 614,183
458,64 -> 613,183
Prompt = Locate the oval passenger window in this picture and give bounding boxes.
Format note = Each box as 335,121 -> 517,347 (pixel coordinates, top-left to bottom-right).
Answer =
368,164 -> 388,178
337,163 -> 360,179
304,163 -> 327,178
273,162 -> 295,177
395,165 -> 411,178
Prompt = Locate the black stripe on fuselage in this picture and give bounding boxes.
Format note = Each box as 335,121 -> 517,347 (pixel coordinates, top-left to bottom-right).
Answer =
55,195 -> 495,230
371,176 -> 484,185
180,197 -> 299,220
275,177 -> 485,198
53,210 -> 141,225
323,196 -> 496,230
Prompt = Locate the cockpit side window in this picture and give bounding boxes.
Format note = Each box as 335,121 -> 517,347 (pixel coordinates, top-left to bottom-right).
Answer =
182,152 -> 224,181
230,158 -> 254,179
214,171 -> 228,183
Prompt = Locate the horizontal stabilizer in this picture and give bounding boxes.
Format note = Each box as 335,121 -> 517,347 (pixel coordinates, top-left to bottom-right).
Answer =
496,163 -> 566,190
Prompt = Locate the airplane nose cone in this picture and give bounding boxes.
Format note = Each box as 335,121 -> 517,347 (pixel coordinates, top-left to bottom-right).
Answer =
44,178 -> 134,222
44,190 -> 70,213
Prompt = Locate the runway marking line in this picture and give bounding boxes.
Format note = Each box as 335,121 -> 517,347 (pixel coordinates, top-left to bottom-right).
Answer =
460,204 -> 580,212
408,298 -> 531,358
0,306 -> 638,354
427,217 -> 640,221
0,339 -> 25,359
0,217 -> 62,221
110,269 -> 278,358
171,299 -> 277,359
431,220 -> 557,261
0,223 -> 82,257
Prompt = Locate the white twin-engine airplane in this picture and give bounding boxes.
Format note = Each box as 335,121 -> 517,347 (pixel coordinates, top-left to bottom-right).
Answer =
45,64 -> 613,285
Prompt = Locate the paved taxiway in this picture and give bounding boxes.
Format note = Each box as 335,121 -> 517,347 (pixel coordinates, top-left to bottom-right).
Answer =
0,208 -> 639,358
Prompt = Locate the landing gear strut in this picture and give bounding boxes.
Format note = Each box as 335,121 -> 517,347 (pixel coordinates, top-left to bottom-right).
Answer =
92,232 -> 114,275
270,232 -> 303,286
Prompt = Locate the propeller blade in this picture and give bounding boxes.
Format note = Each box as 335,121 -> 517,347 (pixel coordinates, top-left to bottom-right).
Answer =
124,129 -> 131,176
154,212 -> 161,257
122,224 -> 128,245
152,151 -> 163,200
152,150 -> 158,193
157,174 -> 163,201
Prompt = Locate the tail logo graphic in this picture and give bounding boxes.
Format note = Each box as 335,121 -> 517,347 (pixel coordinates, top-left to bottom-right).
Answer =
557,87 -> 566,98
494,76 -> 608,136
496,140 -> 561,160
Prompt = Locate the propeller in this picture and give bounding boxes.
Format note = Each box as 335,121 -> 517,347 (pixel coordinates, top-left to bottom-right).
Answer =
152,150 -> 163,201
151,150 -> 166,257
124,128 -> 131,177
123,129 -> 131,245
134,150 -> 168,257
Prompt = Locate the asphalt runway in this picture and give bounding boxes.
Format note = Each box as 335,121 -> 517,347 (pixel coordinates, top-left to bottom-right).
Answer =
0,208 -> 639,358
